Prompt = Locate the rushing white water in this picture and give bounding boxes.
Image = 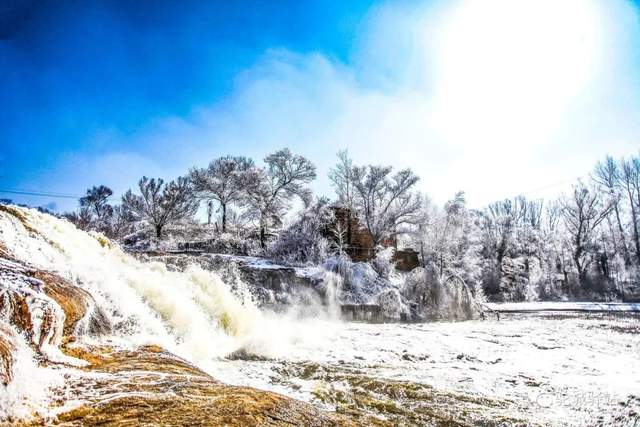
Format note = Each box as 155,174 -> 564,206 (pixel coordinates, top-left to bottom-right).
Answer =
0,326 -> 66,421
0,207 -> 342,422
209,315 -> 640,426
0,207 -> 315,365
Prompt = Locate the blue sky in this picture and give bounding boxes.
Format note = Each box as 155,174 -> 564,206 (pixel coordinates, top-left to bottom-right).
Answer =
1,0 -> 640,211
0,0 -> 375,209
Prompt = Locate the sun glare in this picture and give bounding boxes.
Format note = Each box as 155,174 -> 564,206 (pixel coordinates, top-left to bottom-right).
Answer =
431,0 -> 603,150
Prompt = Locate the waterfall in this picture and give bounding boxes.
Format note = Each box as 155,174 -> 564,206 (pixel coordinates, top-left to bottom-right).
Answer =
0,207 -> 296,359
0,206 -> 312,421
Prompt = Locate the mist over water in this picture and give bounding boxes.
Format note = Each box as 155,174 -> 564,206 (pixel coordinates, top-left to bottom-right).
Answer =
0,208 -> 337,370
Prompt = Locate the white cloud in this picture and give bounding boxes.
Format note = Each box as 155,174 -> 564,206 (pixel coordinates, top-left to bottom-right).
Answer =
24,0 -> 640,211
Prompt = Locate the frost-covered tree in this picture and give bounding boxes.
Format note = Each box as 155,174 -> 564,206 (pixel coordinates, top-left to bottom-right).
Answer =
560,182 -> 613,282
619,156 -> 640,266
537,201 -> 569,295
482,198 -> 523,267
351,165 -> 421,247
593,156 -> 631,266
267,197 -> 333,264
433,192 -> 467,278
485,197 -> 542,269
122,176 -> 198,239
107,204 -> 135,239
405,193 -> 484,311
407,194 -> 433,268
189,156 -> 254,231
514,198 -> 543,266
415,192 -> 480,282
63,207 -> 93,231
329,150 -> 356,210
79,185 -> 114,228
475,196 -> 546,300
244,148 -> 316,248
329,150 -> 357,243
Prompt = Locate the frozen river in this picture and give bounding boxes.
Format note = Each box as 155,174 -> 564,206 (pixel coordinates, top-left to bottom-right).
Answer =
211,311 -> 640,426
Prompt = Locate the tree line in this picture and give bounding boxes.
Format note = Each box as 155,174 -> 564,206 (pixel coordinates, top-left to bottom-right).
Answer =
65,149 -> 640,300
67,148 -> 315,248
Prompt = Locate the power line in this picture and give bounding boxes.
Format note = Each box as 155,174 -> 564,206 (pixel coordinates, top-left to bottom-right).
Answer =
0,189 -> 82,199
476,175 -> 585,209
0,174 -> 587,206
0,188 -> 125,201
519,176 -> 584,197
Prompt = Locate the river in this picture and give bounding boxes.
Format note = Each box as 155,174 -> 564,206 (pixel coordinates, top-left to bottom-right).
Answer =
1,205 -> 638,426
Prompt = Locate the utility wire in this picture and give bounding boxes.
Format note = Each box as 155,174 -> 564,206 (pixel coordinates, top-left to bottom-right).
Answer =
470,175 -> 586,209
0,175 -> 586,205
519,175 -> 584,197
0,188 -> 124,201
0,189 -> 82,199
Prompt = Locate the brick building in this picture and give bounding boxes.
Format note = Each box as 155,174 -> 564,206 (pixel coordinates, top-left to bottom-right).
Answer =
325,206 -> 419,270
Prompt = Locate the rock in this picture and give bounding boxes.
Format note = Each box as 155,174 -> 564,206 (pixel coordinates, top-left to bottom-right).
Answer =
36,270 -> 112,337
0,251 -> 110,350
50,344 -> 350,427
0,322 -> 16,385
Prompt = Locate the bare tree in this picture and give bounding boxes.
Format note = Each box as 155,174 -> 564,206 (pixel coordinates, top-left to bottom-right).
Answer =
593,156 -> 631,265
63,207 -> 93,231
351,165 -> 421,247
432,192 -> 467,278
329,150 -> 356,209
244,148 -> 316,248
79,185 -> 114,227
620,156 -> 640,266
189,156 -> 254,232
329,149 -> 356,243
122,176 -> 198,239
107,205 -> 135,239
560,182 -> 613,281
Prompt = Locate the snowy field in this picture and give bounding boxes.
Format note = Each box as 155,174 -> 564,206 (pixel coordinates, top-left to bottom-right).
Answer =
210,311 -> 640,426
